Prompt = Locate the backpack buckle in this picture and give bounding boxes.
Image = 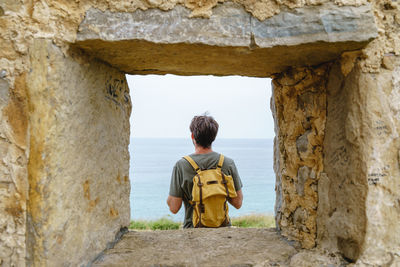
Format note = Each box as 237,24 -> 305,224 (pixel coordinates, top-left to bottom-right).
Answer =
200,204 -> 205,213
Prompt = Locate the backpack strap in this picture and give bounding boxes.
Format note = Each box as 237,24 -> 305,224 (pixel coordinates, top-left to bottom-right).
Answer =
183,156 -> 201,174
217,154 -> 230,224
217,154 -> 224,169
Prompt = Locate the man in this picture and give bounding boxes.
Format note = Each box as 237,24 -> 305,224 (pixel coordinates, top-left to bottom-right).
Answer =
167,114 -> 243,228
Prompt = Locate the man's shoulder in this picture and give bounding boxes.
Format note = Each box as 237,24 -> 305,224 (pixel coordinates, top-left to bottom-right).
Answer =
175,152 -> 236,169
221,154 -> 235,167
175,157 -> 190,168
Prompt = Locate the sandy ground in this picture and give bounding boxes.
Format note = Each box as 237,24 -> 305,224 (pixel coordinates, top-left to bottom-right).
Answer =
92,228 -> 348,267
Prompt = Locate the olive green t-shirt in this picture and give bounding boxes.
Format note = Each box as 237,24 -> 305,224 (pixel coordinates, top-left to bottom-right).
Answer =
169,151 -> 243,228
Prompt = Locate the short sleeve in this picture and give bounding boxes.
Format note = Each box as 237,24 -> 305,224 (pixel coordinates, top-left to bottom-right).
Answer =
228,161 -> 243,191
169,163 -> 183,198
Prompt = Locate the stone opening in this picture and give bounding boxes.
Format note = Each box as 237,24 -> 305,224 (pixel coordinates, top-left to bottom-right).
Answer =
127,74 -> 275,222
26,2 -> 379,264
4,0 -> 400,266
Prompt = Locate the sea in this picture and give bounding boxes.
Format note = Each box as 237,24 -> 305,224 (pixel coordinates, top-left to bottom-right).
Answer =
129,138 -> 276,221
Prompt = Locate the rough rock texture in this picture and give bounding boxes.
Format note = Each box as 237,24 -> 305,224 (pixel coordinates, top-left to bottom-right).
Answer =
316,62 -> 368,263
271,65 -> 329,249
0,66 -> 28,266
93,228 -> 349,267
315,0 -> 400,264
75,2 -> 377,76
360,0 -> 400,73
25,39 -> 131,266
93,228 -> 299,266
0,0 -> 399,265
317,57 -> 400,265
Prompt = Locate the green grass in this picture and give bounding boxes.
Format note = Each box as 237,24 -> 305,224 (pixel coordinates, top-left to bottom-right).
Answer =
129,214 -> 275,230
231,214 -> 276,228
129,217 -> 181,230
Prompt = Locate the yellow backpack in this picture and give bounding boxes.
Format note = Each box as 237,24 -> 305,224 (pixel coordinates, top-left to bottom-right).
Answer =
183,154 -> 237,228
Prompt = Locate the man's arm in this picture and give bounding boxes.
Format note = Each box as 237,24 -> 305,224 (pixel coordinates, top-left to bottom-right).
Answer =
167,195 -> 183,214
228,189 -> 243,209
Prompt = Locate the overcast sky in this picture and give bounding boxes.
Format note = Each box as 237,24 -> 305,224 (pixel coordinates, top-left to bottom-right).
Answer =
126,74 -> 275,139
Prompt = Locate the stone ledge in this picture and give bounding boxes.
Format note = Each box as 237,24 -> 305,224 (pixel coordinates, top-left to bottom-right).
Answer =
75,2 -> 377,77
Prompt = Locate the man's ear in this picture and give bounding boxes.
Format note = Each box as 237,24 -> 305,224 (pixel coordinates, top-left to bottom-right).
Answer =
191,133 -> 196,145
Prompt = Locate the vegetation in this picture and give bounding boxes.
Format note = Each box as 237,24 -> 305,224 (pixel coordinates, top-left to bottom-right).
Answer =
129,214 -> 275,230
231,214 -> 275,228
129,217 -> 180,230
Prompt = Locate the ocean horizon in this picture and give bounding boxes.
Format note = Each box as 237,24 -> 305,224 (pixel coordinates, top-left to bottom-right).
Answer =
129,137 -> 276,221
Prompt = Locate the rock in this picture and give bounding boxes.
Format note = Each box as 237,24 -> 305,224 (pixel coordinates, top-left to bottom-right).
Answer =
25,39 -> 131,266
296,131 -> 310,154
0,69 -> 6,78
296,166 -> 310,196
0,78 -> 9,106
75,2 -> 377,76
318,57 -> 400,264
0,0 -> 399,265
382,54 -> 395,70
93,228 -> 299,266
251,3 -> 377,47
78,3 -> 251,47
289,250 -> 346,267
272,65 -> 328,249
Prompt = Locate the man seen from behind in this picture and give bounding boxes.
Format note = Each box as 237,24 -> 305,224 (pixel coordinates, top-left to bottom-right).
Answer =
167,114 -> 243,228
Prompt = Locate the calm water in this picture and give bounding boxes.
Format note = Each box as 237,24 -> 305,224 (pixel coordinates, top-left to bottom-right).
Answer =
129,138 -> 275,221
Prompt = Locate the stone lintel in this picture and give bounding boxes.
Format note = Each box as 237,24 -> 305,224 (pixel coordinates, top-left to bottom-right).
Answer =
75,2 -> 377,77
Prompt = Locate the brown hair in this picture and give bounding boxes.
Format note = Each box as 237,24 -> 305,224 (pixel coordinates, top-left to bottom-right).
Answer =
190,115 -> 219,148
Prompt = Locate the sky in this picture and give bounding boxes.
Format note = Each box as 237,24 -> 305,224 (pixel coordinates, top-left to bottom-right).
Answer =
126,74 -> 275,139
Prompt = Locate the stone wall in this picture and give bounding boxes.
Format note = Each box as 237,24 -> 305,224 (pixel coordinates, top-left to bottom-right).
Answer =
25,39 -> 131,266
317,57 -> 400,265
271,1 -> 400,263
271,65 -> 329,249
317,0 -> 400,264
0,0 -> 399,265
0,53 -> 29,267
317,61 -> 369,262
75,2 -> 376,77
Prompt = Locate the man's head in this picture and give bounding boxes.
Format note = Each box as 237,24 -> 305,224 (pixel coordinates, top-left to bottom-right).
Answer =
189,115 -> 219,148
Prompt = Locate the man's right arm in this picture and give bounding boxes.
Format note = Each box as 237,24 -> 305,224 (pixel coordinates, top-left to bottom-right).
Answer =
167,162 -> 183,214
228,189 -> 243,209
167,195 -> 182,214
226,159 -> 243,209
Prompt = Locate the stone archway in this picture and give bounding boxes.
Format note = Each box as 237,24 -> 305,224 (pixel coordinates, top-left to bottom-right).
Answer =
1,0 -> 400,266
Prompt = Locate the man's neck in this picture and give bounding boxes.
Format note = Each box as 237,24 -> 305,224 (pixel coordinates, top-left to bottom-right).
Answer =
194,145 -> 213,154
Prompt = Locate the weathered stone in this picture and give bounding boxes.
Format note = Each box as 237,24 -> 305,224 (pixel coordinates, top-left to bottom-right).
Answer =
296,166 -> 310,196
93,228 -> 299,266
251,3 -> 377,47
0,71 -> 28,267
318,57 -> 400,264
75,2 -> 377,77
0,70 -> 6,78
296,131 -> 310,154
272,64 -> 328,249
293,207 -> 307,231
25,39 -> 131,266
78,3 -> 251,47
0,0 -> 399,265
382,54 -> 395,70
289,250 -> 347,267
0,78 -> 9,106
316,62 -> 367,263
